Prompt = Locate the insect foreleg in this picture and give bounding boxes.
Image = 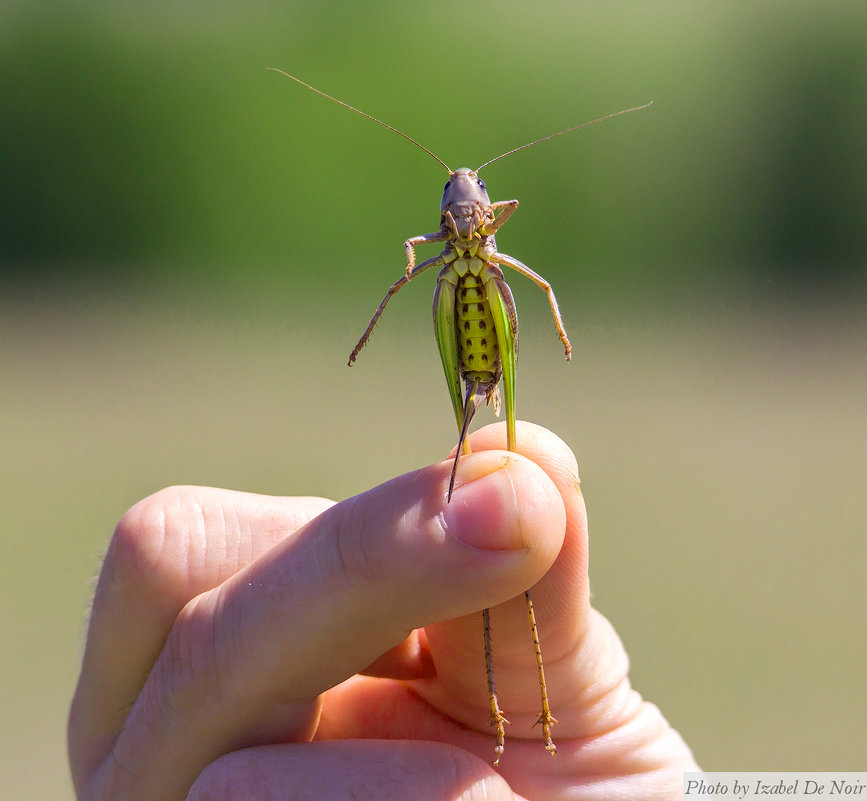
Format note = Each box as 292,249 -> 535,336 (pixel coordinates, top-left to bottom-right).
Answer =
492,252 -> 572,360
405,231 -> 448,276
348,253 -> 446,366
483,200 -> 519,236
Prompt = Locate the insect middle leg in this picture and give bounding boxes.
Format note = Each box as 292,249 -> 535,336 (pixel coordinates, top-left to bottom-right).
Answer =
492,252 -> 572,360
348,253 -> 446,365
405,231 -> 448,276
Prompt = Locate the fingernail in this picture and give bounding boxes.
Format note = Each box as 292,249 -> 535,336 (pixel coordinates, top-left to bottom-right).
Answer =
441,455 -> 526,551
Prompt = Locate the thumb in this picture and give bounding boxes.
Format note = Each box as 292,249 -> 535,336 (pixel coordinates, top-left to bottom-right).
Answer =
289,448 -> 567,691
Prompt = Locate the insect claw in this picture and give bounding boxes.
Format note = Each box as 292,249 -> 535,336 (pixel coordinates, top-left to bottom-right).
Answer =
533,709 -> 558,757
490,710 -> 510,767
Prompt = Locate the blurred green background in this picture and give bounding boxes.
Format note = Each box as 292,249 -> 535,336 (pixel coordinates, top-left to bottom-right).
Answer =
2,1 -> 866,797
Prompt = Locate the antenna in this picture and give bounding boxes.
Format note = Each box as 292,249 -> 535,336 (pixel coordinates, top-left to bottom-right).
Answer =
267,68 -> 452,173
269,68 -> 652,178
476,101 -> 653,172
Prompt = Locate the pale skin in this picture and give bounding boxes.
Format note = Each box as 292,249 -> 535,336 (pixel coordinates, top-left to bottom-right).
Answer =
68,422 -> 699,800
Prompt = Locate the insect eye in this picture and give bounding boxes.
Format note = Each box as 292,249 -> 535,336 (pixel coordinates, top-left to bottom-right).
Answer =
477,178 -> 486,189
443,180 -> 451,192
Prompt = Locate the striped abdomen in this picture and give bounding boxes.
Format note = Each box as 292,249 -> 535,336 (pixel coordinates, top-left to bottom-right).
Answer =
457,266 -> 501,387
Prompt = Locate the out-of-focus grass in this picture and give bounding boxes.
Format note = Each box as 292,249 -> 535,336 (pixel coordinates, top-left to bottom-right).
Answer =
3,1 -> 866,288
1,281 -> 865,797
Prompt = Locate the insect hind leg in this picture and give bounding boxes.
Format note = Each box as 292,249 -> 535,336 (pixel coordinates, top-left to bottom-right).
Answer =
447,378 -> 483,500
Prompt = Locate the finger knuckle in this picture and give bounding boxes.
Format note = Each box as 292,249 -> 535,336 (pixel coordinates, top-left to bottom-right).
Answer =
329,496 -> 386,590
109,486 -> 202,600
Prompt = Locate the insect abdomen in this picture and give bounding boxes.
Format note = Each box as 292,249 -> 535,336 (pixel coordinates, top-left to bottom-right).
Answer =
457,268 -> 500,383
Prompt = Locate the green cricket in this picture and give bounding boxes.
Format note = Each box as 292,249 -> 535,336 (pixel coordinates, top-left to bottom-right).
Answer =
269,67 -> 650,764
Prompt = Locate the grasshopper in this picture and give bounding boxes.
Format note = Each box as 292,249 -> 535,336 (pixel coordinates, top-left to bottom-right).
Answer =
268,67 -> 650,764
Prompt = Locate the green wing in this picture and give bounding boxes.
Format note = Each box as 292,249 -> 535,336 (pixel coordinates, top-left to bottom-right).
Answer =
487,276 -> 518,452
432,269 -> 463,432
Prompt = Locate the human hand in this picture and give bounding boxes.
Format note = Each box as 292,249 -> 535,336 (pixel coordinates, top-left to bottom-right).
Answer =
68,422 -> 698,800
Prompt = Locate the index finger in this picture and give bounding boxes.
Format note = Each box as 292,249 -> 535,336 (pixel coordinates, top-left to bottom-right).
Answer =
68,488 -> 334,791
